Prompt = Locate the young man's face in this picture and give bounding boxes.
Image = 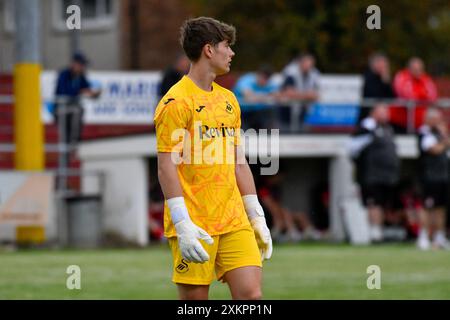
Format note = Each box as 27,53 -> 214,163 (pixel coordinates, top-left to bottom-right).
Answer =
210,40 -> 235,75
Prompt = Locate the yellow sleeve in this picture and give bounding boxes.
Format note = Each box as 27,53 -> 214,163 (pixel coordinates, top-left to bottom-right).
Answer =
154,97 -> 191,153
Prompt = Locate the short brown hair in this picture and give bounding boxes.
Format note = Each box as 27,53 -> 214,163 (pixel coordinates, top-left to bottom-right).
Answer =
180,17 -> 236,62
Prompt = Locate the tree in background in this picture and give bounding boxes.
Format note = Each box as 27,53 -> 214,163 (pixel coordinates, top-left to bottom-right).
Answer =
186,0 -> 450,75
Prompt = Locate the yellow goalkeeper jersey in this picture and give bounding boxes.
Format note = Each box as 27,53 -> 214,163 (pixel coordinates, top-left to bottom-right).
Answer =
154,75 -> 250,238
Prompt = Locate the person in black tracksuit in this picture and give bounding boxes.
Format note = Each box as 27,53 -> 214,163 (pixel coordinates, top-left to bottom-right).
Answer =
416,108 -> 450,250
349,104 -> 400,242
359,53 -> 395,123
158,54 -> 190,98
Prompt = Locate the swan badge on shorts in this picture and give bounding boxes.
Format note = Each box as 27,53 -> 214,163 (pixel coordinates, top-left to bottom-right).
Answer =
176,259 -> 190,273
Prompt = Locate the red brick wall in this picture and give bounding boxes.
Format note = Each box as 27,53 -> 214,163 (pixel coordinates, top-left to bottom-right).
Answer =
120,0 -> 191,70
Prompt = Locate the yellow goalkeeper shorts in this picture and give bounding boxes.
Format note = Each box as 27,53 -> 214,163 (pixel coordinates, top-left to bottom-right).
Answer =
168,226 -> 262,285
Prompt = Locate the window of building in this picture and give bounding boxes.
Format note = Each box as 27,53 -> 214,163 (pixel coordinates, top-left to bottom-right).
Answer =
54,0 -> 115,31
3,0 -> 115,33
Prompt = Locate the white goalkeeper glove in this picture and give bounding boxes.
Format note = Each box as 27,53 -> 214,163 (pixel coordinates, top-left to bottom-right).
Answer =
168,197 -> 214,263
242,194 -> 273,261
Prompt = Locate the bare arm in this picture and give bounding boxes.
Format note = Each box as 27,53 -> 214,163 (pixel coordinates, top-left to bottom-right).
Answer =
280,88 -> 318,101
427,125 -> 450,155
157,152 -> 183,199
242,88 -> 278,103
80,88 -> 101,98
428,142 -> 449,155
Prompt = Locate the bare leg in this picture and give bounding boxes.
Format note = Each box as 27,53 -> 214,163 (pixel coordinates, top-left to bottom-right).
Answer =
223,266 -> 262,300
290,211 -> 314,231
418,207 -> 430,235
368,205 -> 383,225
177,284 -> 210,300
368,205 -> 384,241
281,208 -> 301,232
417,207 -> 431,250
279,208 -> 303,241
431,207 -> 449,249
433,207 -> 446,233
289,210 -> 323,240
260,197 -> 287,235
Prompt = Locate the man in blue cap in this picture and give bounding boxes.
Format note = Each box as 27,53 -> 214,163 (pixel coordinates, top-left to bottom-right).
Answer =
54,52 -> 101,144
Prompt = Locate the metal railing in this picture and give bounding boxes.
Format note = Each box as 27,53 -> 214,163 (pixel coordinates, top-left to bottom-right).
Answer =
0,95 -> 99,195
53,96 -> 84,192
2,95 -> 450,155
238,97 -> 450,133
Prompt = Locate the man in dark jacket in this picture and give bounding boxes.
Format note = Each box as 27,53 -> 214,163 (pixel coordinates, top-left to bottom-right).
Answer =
359,53 -> 395,122
158,54 -> 190,98
416,108 -> 450,250
349,104 -> 400,242
54,52 -> 100,144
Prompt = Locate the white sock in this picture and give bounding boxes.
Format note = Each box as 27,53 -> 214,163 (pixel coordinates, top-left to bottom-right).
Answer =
433,231 -> 446,242
370,225 -> 383,240
419,229 -> 429,240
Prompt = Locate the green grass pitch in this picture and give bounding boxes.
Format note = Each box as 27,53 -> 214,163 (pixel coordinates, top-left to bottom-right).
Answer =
1,243 -> 449,299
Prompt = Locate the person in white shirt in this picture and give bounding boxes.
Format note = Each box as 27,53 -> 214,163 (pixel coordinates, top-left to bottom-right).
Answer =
416,108 -> 450,250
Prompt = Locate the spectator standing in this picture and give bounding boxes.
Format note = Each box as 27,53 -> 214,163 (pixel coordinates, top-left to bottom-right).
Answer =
393,57 -> 438,132
233,65 -> 280,130
349,104 -> 401,242
280,54 -> 320,131
54,52 -> 101,144
416,108 -> 450,250
360,52 -> 395,121
158,54 -> 190,98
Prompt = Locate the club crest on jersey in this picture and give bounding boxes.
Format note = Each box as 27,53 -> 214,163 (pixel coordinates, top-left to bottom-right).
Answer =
176,259 -> 189,273
225,101 -> 234,114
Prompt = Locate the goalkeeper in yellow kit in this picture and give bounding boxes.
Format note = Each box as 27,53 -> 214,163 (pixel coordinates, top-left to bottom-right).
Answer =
154,16 -> 272,300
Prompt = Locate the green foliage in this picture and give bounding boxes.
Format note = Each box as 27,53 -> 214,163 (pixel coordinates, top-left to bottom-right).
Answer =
185,0 -> 450,75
